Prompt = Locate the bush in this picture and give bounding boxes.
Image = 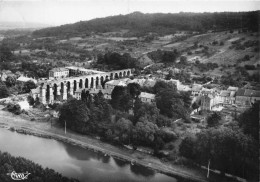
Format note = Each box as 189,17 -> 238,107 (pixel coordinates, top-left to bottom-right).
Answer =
6,103 -> 22,115
27,95 -> 35,106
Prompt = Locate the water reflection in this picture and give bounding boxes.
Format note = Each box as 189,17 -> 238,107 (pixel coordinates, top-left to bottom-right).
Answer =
114,158 -> 128,168
130,164 -> 155,177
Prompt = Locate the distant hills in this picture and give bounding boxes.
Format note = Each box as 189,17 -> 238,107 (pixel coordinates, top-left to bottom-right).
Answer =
33,11 -> 259,37
0,21 -> 51,30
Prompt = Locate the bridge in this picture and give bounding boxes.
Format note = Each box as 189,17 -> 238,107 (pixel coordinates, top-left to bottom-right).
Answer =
38,69 -> 132,104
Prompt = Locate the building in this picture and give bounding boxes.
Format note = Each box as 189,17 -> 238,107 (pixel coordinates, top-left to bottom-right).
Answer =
235,89 -> 260,106
219,90 -> 236,105
167,79 -> 181,90
66,66 -> 105,76
139,92 -> 155,103
17,76 -> 37,84
200,94 -> 220,111
191,84 -> 203,97
105,79 -> 128,90
49,68 -> 69,79
30,87 -> 40,100
74,88 -> 112,100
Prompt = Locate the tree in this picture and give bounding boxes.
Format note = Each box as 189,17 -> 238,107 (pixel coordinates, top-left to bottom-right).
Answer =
207,112 -> 221,127
153,80 -> 176,94
6,103 -> 21,115
5,76 -> 16,87
180,91 -> 192,109
156,114 -> 172,127
115,118 -> 133,144
111,86 -> 131,111
194,128 -> 258,180
127,83 -> 141,99
22,80 -> 36,93
134,102 -> 159,124
59,99 -> 90,133
27,95 -> 35,106
162,51 -> 178,63
0,44 -> 13,62
156,89 -> 189,120
165,70 -> 174,80
0,81 -> 9,98
238,103 -> 259,141
180,56 -> 188,65
132,120 -> 158,146
192,102 -> 200,112
179,135 -> 196,159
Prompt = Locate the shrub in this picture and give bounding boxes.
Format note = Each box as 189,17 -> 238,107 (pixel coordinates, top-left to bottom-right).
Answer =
6,103 -> 22,115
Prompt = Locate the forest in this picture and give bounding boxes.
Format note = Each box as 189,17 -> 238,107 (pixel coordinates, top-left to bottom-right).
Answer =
0,151 -> 78,182
32,11 -> 259,38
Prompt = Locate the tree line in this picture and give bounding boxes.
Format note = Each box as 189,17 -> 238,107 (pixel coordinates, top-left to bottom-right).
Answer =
179,103 -> 259,181
58,81 -> 191,154
33,11 -> 259,38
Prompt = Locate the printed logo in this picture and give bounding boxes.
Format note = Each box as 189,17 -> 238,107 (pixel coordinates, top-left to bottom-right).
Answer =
7,171 -> 31,180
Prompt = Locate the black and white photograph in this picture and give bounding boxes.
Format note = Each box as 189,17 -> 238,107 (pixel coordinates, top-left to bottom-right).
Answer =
0,0 -> 259,181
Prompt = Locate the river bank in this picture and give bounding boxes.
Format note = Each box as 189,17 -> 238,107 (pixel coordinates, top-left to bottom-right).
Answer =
0,124 -> 206,182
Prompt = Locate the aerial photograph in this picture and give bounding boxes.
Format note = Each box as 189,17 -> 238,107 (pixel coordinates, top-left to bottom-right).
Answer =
0,0 -> 259,181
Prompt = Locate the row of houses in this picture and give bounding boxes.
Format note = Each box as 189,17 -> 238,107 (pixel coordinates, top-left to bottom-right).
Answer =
200,87 -> 260,111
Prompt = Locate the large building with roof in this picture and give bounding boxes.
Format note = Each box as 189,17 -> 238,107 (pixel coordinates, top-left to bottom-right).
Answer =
235,89 -> 260,106
49,68 -> 69,79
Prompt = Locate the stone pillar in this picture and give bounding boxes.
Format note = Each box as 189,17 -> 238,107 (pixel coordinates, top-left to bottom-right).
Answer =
57,86 -> 61,96
63,85 -> 67,100
40,87 -> 46,104
93,79 -> 96,89
49,87 -> 54,104
70,82 -> 74,96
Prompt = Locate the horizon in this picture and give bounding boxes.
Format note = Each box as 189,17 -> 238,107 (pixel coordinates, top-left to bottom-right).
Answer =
0,0 -> 259,27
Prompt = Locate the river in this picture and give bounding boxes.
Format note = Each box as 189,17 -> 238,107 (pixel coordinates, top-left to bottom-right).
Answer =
0,127 -> 179,182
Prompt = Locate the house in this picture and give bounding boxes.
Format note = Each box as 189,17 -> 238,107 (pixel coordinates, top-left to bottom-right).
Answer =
30,87 -> 40,100
219,90 -> 236,105
168,79 -> 181,90
191,84 -> 203,96
139,92 -> 155,103
235,89 -> 260,106
74,88 -> 112,100
227,86 -> 239,92
17,76 -> 37,84
49,68 -> 69,79
105,79 -> 128,90
200,94 -> 220,111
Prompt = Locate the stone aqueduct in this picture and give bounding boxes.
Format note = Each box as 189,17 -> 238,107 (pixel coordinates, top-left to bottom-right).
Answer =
38,69 -> 132,104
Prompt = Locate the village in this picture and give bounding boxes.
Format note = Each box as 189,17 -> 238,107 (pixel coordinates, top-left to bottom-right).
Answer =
0,7 -> 259,182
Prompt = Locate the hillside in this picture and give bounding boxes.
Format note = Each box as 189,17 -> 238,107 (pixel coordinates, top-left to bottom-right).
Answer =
32,11 -> 259,38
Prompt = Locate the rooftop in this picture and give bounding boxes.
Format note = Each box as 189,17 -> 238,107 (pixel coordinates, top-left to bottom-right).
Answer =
140,92 -> 155,100
17,76 -> 37,83
50,68 -> 69,72
106,79 -> 128,87
31,87 -> 40,94
236,89 -> 260,97
66,66 -> 105,74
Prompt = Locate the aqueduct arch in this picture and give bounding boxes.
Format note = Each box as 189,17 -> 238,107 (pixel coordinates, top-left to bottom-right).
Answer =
39,69 -> 132,104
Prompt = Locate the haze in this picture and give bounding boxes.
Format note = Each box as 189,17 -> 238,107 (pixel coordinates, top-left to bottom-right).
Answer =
0,0 -> 259,26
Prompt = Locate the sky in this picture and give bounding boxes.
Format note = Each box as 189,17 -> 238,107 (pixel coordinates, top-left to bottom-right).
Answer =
0,0 -> 259,26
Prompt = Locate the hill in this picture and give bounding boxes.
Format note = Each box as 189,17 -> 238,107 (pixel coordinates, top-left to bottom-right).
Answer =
32,11 -> 259,38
